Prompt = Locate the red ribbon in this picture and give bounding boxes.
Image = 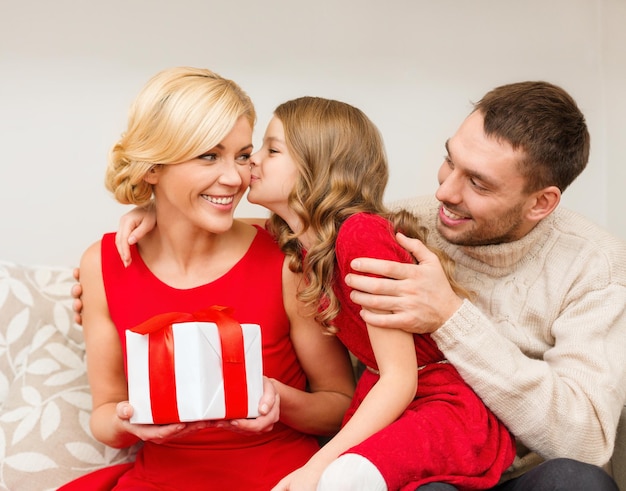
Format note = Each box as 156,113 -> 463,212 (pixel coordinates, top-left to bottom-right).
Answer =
129,305 -> 249,423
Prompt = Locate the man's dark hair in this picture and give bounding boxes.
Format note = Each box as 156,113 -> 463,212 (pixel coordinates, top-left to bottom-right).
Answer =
474,81 -> 590,192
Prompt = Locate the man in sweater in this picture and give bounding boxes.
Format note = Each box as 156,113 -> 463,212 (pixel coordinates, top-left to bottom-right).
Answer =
344,81 -> 626,490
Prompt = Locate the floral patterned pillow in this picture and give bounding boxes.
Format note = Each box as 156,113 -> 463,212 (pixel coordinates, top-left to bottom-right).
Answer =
0,261 -> 137,491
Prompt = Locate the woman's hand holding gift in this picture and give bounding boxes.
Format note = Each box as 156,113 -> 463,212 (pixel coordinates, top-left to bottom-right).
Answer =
115,401 -> 209,443
215,377 -> 280,434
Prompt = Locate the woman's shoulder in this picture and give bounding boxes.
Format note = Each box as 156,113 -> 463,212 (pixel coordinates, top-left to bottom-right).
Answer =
81,233 -> 113,266
80,239 -> 102,266
79,238 -> 105,288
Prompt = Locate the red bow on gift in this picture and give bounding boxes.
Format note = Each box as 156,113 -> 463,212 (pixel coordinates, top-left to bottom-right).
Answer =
129,305 -> 250,423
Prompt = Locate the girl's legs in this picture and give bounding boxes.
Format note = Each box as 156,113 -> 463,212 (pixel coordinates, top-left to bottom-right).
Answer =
317,454 -> 387,491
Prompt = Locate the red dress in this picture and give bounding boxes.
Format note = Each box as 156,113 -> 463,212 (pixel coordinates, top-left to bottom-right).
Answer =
332,213 -> 515,491
61,226 -> 319,491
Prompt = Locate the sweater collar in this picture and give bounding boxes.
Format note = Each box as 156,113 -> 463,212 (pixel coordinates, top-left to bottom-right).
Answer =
432,211 -> 555,271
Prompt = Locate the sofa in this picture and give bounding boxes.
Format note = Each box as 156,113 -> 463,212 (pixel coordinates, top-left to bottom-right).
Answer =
0,260 -> 138,491
0,258 -> 625,490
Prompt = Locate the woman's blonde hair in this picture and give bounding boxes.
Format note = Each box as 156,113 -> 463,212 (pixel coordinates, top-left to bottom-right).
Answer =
105,67 -> 256,205
266,97 -> 468,332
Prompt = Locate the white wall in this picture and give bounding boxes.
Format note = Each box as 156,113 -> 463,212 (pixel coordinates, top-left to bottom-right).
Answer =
1,0 -> 624,268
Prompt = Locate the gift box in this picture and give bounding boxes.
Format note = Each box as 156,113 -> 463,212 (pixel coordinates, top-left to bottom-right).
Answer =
125,306 -> 263,424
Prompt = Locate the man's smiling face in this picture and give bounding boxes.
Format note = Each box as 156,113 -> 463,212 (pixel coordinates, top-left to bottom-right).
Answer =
435,110 -> 537,246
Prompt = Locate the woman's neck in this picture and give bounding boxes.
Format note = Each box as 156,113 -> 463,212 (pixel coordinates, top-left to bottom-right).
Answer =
138,220 -> 256,288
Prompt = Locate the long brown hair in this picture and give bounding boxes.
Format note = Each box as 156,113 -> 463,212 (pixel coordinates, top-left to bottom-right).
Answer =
266,97 -> 468,332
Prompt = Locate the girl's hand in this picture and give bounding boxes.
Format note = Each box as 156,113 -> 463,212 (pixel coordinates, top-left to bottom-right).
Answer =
271,465 -> 323,491
115,203 -> 157,267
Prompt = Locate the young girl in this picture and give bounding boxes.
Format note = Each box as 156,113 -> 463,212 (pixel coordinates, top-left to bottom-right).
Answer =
247,97 -> 516,491
61,70 -> 354,490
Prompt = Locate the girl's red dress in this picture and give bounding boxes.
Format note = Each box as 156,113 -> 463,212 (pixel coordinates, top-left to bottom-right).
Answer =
332,213 -> 516,491
60,227 -> 319,491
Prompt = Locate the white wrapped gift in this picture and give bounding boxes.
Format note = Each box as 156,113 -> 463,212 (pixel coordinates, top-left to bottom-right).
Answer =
125,306 -> 263,424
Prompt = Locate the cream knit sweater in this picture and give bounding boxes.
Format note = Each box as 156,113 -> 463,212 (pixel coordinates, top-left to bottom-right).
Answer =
393,195 -> 626,478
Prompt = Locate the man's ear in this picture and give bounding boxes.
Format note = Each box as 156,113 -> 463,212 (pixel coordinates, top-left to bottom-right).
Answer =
143,165 -> 161,185
526,185 -> 561,222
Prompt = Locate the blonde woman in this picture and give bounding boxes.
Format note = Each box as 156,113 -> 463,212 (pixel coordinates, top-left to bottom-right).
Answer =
61,70 -> 354,490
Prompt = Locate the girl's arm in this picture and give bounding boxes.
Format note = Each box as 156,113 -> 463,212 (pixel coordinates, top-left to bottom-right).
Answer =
318,322 -> 417,450
273,321 -> 417,490
274,263 -> 356,436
